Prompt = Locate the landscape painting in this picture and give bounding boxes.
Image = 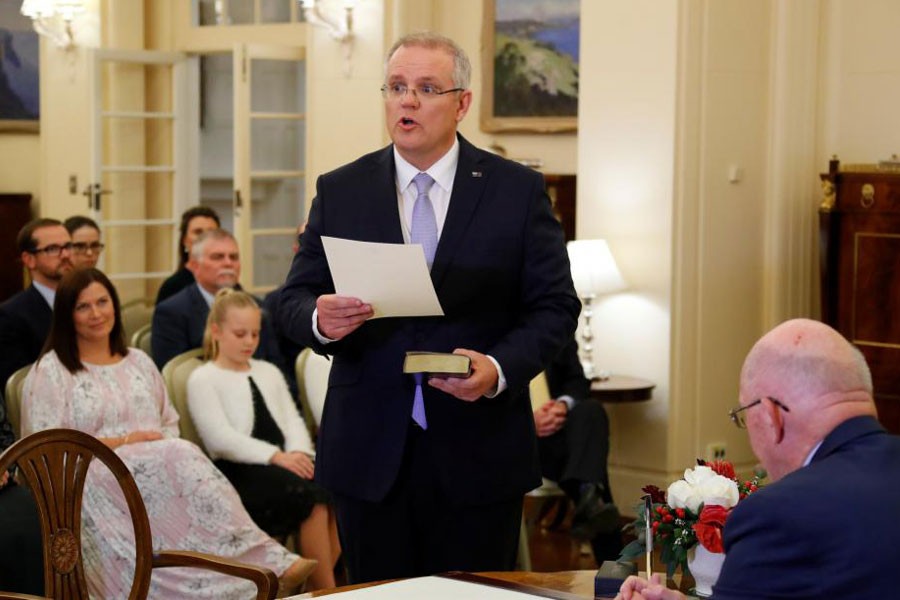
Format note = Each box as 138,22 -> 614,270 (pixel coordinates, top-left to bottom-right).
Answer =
481,0 -> 579,133
0,1 -> 39,131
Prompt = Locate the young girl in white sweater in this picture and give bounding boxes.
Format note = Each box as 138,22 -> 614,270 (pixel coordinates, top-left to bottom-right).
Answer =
187,289 -> 341,590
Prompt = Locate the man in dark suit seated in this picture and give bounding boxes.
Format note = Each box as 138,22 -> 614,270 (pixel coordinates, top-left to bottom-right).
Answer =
0,218 -> 73,387
0,218 -> 62,593
534,339 -> 621,562
151,229 -> 292,389
276,32 -> 579,584
617,318 -> 900,600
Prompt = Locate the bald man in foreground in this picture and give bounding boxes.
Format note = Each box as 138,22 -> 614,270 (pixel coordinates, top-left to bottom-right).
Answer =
618,318 -> 900,600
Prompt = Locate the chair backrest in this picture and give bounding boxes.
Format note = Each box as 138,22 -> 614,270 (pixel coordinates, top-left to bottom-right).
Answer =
295,348 -> 331,436
4,363 -> 32,438
121,298 -> 155,347
131,323 -> 153,354
0,429 -> 278,600
161,348 -> 205,449
0,428 -> 154,599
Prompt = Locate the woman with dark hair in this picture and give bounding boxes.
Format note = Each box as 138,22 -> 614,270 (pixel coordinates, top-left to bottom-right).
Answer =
155,206 -> 220,304
22,268 -> 314,598
63,215 -> 105,270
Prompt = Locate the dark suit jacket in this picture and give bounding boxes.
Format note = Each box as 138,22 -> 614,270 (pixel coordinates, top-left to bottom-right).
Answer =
714,415 -> 900,599
277,135 -> 581,505
0,285 -> 51,390
151,284 -> 293,392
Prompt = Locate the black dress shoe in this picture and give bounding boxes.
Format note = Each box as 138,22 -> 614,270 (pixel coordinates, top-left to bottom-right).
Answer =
570,483 -> 620,541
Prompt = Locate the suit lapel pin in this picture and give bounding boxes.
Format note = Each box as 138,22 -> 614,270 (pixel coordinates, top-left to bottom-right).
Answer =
472,171 -> 482,178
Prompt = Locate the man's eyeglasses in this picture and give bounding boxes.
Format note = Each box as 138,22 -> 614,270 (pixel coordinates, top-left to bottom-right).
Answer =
728,397 -> 791,429
72,242 -> 105,255
28,242 -> 73,257
380,83 -> 465,101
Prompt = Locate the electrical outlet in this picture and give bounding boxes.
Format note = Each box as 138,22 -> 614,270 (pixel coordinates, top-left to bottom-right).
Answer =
706,442 -> 727,461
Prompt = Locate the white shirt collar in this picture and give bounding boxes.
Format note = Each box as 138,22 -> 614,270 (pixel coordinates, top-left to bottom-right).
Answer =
802,440 -> 824,467
196,282 -> 216,307
32,280 -> 55,309
393,138 -> 460,195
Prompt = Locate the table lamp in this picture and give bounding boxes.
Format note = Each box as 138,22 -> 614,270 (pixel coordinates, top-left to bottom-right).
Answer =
567,239 -> 626,380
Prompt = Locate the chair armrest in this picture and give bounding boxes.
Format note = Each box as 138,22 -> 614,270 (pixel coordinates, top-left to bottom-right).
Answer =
0,593 -> 52,599
153,550 -> 279,600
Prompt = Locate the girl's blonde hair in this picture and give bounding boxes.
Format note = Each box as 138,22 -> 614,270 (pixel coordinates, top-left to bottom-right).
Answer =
203,288 -> 261,360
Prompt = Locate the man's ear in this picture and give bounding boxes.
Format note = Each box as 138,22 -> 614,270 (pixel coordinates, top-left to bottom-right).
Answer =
764,397 -> 786,444
187,256 -> 198,274
21,251 -> 36,271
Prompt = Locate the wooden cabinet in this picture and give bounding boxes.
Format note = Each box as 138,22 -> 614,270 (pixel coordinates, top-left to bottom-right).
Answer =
0,194 -> 31,303
819,160 -> 900,433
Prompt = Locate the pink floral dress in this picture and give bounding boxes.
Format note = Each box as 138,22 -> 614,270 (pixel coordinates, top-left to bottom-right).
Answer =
22,349 -> 298,599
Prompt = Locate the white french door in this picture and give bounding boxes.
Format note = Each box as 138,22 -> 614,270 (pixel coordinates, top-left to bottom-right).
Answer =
89,48 -> 190,302
232,43 -> 306,295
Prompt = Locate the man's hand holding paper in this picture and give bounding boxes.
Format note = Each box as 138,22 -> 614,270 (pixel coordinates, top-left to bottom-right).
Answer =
316,294 -> 374,341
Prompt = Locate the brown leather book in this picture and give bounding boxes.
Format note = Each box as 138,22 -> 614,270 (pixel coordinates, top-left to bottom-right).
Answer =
402,352 -> 472,378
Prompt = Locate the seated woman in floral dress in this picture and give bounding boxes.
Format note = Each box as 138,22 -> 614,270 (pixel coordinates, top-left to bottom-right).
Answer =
22,268 -> 315,599
188,289 -> 341,590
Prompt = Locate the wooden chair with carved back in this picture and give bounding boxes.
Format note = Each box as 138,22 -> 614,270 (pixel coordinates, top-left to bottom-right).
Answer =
0,428 -> 278,600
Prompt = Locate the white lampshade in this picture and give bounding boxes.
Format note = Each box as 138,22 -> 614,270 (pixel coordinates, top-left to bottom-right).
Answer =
567,239 -> 626,297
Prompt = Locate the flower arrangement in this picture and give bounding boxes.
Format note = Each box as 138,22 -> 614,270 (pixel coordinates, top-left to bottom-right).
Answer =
619,459 -> 764,577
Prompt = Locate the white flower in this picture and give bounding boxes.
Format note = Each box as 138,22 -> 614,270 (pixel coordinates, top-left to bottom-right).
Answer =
666,465 -> 739,513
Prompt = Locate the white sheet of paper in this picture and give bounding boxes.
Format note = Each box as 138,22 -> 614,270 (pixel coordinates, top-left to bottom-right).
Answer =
322,236 -> 444,319
284,576 -> 547,599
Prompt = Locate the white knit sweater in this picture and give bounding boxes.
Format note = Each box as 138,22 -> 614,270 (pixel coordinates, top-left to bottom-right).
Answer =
187,359 -> 314,464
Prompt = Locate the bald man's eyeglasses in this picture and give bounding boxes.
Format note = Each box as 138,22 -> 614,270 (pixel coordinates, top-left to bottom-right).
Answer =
729,397 -> 791,429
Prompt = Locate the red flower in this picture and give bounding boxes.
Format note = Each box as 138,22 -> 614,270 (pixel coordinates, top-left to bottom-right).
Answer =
706,460 -> 736,480
693,522 -> 724,553
691,504 -> 729,553
642,485 -> 667,504
699,504 -> 729,526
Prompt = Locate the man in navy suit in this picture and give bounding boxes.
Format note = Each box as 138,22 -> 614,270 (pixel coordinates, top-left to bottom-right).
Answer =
617,319 -> 900,600
151,229 -> 290,388
276,32 -> 580,583
0,218 -> 73,388
0,218 -> 67,593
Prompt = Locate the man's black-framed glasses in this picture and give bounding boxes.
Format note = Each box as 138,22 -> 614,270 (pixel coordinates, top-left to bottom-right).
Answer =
380,83 -> 465,101
28,242 -> 73,257
728,397 -> 791,429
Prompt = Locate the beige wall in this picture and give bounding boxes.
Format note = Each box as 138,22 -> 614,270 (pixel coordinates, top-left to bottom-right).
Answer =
817,0 -> 900,163
0,135 -> 40,212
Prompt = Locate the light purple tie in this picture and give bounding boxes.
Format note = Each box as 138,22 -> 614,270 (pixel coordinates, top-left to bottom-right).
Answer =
410,172 -> 438,268
410,172 -> 436,429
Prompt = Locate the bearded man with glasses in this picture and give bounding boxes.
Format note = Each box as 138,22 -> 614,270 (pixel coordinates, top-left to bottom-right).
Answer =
0,218 -> 74,388
617,318 -> 900,600
0,217 -> 72,593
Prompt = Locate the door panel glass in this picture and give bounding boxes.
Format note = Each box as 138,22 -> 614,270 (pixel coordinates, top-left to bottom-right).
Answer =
251,59 -> 305,113
226,0 -> 255,25
250,177 -> 304,229
200,54 -> 234,232
253,234 -> 295,289
250,119 -> 304,172
261,0 -> 292,23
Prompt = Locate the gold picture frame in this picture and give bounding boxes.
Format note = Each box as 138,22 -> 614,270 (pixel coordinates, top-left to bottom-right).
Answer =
480,0 -> 579,134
